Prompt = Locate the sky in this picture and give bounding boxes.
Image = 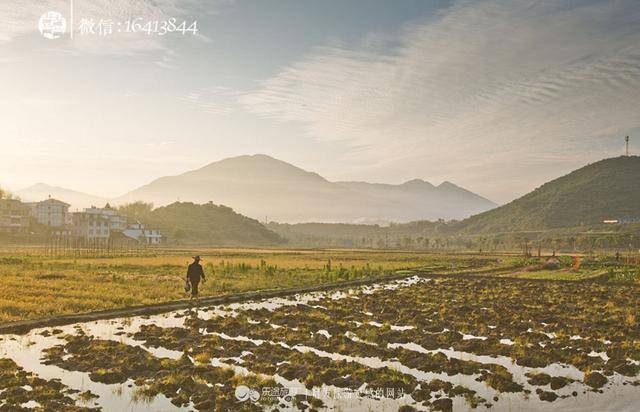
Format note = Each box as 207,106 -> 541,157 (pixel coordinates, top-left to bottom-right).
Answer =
0,0 -> 639,204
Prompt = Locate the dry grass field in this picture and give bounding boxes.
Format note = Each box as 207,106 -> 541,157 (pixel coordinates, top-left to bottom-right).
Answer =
0,248 -> 505,322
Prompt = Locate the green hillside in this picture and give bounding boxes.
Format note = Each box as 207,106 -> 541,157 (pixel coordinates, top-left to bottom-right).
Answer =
455,156 -> 640,233
143,202 -> 285,246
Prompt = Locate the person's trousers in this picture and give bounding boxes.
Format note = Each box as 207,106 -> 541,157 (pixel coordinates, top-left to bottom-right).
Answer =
190,280 -> 199,297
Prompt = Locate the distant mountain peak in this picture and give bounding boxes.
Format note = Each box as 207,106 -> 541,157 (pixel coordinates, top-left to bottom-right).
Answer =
247,153 -> 278,160
199,153 -> 308,170
16,183 -> 107,210
438,181 -> 457,188
203,153 -> 290,166
116,155 -> 497,222
401,178 -> 435,188
19,182 -> 95,195
25,182 -> 57,190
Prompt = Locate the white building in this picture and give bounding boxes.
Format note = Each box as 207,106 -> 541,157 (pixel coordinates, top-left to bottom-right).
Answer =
83,204 -> 127,231
72,212 -> 111,240
0,199 -> 30,233
123,223 -> 163,245
28,198 -> 70,227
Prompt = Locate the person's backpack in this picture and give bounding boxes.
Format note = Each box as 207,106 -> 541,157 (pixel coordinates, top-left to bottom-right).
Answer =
184,280 -> 191,292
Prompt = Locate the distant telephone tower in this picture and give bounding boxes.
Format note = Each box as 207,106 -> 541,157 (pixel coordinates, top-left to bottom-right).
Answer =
625,136 -> 630,156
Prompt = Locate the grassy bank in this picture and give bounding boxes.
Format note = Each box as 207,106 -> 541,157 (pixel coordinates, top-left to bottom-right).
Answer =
1,247 -> 636,322
0,248 -> 504,322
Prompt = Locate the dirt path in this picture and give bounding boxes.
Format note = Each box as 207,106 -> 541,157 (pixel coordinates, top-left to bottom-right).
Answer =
1,265 -> 609,336
0,272 -> 415,335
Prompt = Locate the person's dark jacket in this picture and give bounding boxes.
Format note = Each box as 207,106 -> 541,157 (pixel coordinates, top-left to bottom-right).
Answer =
187,262 -> 205,283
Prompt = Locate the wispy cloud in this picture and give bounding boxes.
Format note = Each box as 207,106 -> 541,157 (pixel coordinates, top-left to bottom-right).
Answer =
239,0 -> 640,201
178,86 -> 240,115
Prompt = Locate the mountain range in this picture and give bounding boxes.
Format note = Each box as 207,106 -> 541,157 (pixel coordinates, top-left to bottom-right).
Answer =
17,154 -> 497,223
454,156 -> 640,233
16,183 -> 108,211
15,155 -> 640,237
268,156 -> 640,244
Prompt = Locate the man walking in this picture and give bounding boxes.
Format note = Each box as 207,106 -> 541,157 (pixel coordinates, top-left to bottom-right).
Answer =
186,255 -> 206,300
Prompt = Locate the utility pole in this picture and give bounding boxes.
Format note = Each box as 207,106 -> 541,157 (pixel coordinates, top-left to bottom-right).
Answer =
625,136 -> 630,156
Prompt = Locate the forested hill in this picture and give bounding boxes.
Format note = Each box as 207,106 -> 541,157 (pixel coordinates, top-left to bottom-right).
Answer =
454,156 -> 640,233
143,202 -> 285,246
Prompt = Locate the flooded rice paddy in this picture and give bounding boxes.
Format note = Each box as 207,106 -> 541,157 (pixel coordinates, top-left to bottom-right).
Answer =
1,275 -> 639,411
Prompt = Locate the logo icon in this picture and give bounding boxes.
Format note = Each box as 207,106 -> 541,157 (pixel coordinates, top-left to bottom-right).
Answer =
38,11 -> 67,40
235,385 -> 260,402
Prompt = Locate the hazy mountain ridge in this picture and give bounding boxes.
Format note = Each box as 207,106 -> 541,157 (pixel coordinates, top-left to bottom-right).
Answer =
114,154 -> 497,223
15,156 -> 640,236
266,157 -> 640,246
16,183 -> 108,211
337,179 -> 496,221
16,154 -> 497,223
454,156 -> 640,233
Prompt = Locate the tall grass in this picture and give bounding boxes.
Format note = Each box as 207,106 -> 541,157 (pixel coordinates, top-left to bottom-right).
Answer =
0,248 -> 499,322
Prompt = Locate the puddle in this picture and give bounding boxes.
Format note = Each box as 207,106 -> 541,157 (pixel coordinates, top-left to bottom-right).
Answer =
0,329 -> 183,411
1,275 -> 638,412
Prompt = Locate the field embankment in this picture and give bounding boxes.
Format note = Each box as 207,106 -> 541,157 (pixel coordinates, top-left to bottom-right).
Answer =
0,248 -> 502,323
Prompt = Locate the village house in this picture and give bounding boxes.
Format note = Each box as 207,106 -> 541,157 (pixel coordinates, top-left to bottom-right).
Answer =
82,204 -> 127,231
123,223 -> 164,245
27,197 -> 71,227
72,204 -> 126,241
72,211 -> 111,240
1,198 -> 163,246
0,199 -> 30,234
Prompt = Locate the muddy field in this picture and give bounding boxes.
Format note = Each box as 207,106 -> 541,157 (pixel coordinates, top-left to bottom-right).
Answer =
1,275 -> 639,411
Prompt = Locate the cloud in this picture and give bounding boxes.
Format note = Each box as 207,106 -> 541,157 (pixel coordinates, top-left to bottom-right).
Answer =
0,0 -> 230,54
239,0 -> 640,201
178,86 -> 241,115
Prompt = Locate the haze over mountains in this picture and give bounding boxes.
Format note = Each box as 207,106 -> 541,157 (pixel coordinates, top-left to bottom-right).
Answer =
15,155 -> 640,236
17,154 -> 496,223
117,155 -> 497,223
268,156 -> 640,246
16,183 -> 108,211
